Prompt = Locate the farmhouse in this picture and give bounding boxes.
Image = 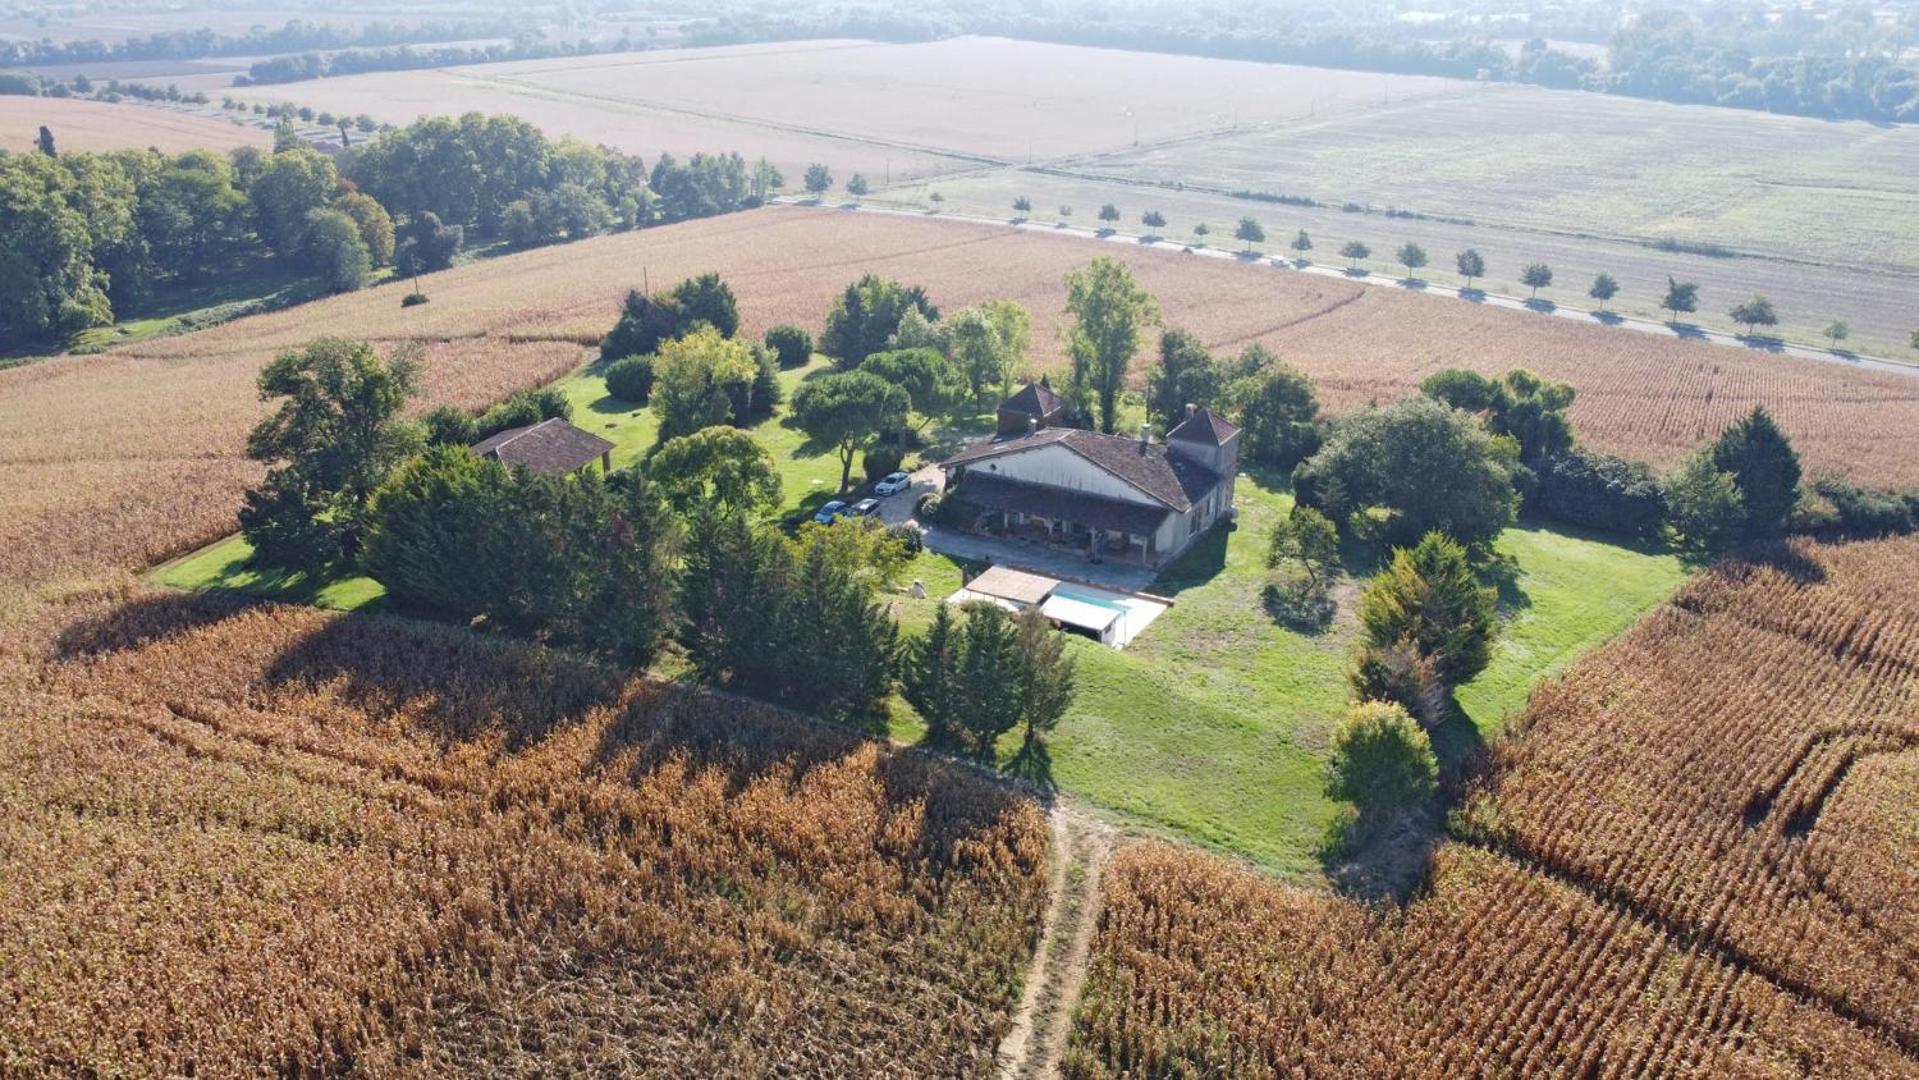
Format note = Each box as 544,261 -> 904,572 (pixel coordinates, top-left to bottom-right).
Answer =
942,401 -> 1241,567
471,417 -> 615,475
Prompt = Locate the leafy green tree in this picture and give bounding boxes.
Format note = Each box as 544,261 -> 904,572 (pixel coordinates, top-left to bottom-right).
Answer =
1291,229 -> 1313,255
790,369 -> 911,492
679,509 -> 794,694
1588,272 -> 1619,307
947,300 -> 1032,407
1396,241 -> 1428,278
1421,368 -> 1574,464
302,207 -> 371,292
422,404 -> 477,446
332,191 -> 393,266
1235,216 -> 1265,250
1223,352 -> 1320,470
1269,504 -> 1341,585
0,154 -> 114,338
780,527 -> 900,722
239,337 -> 422,572
1098,203 -> 1121,227
764,324 -> 813,369
1340,240 -> 1370,268
846,173 -> 869,197
1144,328 -> 1221,431
803,163 -> 832,195
1709,406 -> 1801,537
392,211 -> 461,276
862,346 -> 966,427
902,602 -> 962,747
599,273 -> 739,363
1661,276 -> 1699,321
1325,701 -> 1437,811
474,387 -> 571,441
1520,262 -> 1553,298
1295,397 -> 1521,549
821,273 -> 938,368
652,326 -> 761,440
136,150 -> 249,279
1359,531 -> 1496,686
1013,195 -> 1031,214
1729,294 -> 1777,335
1666,452 -> 1744,554
1348,639 -> 1444,729
648,427 -> 781,513
1454,248 -> 1484,287
249,147 -> 338,256
1064,256 -> 1160,433
673,272 -> 740,338
1825,318 -> 1851,349
1141,209 -> 1166,229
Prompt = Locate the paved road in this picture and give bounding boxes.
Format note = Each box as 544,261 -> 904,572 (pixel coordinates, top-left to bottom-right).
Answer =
777,199 -> 1919,381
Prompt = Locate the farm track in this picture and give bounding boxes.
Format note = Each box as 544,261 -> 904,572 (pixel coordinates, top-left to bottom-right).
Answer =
997,809 -> 1113,1079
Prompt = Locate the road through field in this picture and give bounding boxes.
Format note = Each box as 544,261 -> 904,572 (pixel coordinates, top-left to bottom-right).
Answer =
798,199 -> 1919,377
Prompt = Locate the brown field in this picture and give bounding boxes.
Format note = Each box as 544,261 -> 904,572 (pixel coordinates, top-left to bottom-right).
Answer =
0,95 -> 270,154
1065,535 -> 1919,1075
0,587 -> 1049,1072
6,207 -> 1918,606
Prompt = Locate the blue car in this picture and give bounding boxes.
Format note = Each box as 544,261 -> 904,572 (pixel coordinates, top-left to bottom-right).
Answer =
813,500 -> 849,524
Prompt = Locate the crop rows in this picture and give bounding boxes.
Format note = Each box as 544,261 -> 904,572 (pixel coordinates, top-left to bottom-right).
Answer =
1066,536 -> 1919,1076
0,590 -> 1048,1073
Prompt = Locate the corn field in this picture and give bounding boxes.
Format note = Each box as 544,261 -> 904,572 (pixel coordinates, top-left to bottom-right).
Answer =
1065,536 -> 1919,1077
0,588 -> 1049,1074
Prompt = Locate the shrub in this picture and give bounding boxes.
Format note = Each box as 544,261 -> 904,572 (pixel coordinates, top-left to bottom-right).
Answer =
1359,532 -> 1496,686
1803,475 -> 1916,538
1528,448 -> 1666,539
1666,453 -> 1745,554
1325,701 -> 1437,811
475,388 -> 571,441
604,355 -> 654,404
1348,638 -> 1445,729
400,292 -> 429,307
423,404 -> 478,447
887,522 -> 925,556
765,324 -> 814,368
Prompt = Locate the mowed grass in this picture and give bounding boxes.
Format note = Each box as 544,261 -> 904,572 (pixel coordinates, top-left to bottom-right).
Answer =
152,344 -> 1686,879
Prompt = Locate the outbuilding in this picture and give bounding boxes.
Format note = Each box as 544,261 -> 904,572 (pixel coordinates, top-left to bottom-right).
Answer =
471,418 -> 616,476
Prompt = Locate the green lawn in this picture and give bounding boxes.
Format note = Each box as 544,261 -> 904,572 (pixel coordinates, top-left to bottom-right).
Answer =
152,356 -> 1688,881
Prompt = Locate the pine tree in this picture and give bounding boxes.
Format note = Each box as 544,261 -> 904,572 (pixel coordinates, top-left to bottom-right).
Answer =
1358,531 -> 1496,685
903,603 -> 962,746
954,603 -> 1024,760
1014,608 -> 1075,747
1709,406 -> 1801,537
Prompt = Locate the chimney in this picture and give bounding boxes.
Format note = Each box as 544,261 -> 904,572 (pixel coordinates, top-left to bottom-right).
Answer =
1138,422 -> 1151,451
1185,403 -> 1197,419
1027,415 -> 1038,434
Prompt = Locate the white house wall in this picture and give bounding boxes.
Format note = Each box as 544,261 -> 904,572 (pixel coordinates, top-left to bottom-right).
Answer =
966,443 -> 1166,507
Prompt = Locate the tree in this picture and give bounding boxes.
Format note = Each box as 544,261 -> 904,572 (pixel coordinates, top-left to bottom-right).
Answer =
1666,452 -> 1744,554
1294,397 -> 1521,549
1396,241 -> 1428,279
647,426 -> 783,514
599,274 -> 739,363
1269,504 -> 1341,585
1098,203 -> 1121,227
249,147 -> 338,256
846,173 -> 869,197
863,346 -> 966,426
1325,701 -> 1437,812
1191,222 -> 1209,243
1709,406 -> 1801,537
947,300 -> 1032,407
652,326 -> 761,440
1454,248 -> 1484,288
953,602 -> 1025,759
1910,328 -> 1919,353
803,163 -> 832,196
1012,606 -> 1075,748
392,211 -> 461,276
1144,328 -> 1221,431
902,602 -> 963,747
1729,294 -> 1778,336
1421,368 -> 1574,464
1224,355 -> 1320,470
137,151 -> 249,279
1520,262 -> 1553,298
1013,195 -> 1031,214
35,125 -> 54,157
1291,229 -> 1313,256
673,272 -> 740,338
1588,271 -> 1619,308
764,324 -> 813,369
1235,216 -> 1265,250
1340,240 -> 1370,269
1141,209 -> 1166,229
790,369 -> 911,493
603,354 -> 654,402
0,155 -> 113,338
1825,318 -> 1851,349
821,273 -> 938,368
1063,256 -> 1159,434
332,191 -> 394,266
1661,276 -> 1699,321
302,207 -> 371,292
1358,531 -> 1497,685
239,337 -> 421,572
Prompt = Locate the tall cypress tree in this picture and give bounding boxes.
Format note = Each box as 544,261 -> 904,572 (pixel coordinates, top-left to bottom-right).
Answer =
903,602 -> 962,746
1709,407 -> 1801,537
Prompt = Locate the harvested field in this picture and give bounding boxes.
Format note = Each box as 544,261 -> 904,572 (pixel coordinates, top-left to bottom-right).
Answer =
0,588 -> 1049,1073
7,208 -> 1918,606
0,94 -> 270,154
1065,535 -> 1919,1076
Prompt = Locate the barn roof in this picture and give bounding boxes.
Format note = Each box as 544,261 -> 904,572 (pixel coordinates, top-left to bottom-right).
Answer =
1168,407 -> 1241,447
1000,381 -> 1065,417
471,418 -> 614,475
944,427 -> 1219,511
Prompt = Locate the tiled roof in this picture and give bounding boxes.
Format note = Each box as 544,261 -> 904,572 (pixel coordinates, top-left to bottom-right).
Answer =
964,564 -> 1060,606
471,418 -> 615,475
946,427 -> 1220,511
954,472 -> 1172,535
1168,407 -> 1241,446
1000,381 -> 1065,416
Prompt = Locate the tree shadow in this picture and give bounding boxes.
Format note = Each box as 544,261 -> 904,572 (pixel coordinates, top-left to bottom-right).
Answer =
1524,297 -> 1557,313
1261,577 -> 1336,635
53,590 -> 257,660
1591,310 -> 1624,325
1738,333 -> 1785,352
1457,286 -> 1486,302
1343,267 -> 1369,278
1400,277 -> 1428,290
1669,321 -> 1708,340
1235,249 -> 1262,261
1481,549 -> 1533,613
1003,736 -> 1057,792
1319,806 -> 1445,904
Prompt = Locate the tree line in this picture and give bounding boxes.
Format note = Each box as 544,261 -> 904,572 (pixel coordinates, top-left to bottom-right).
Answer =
0,16 -> 526,68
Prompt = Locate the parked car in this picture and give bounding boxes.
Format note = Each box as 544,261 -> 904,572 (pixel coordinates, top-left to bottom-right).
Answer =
873,471 -> 913,496
813,500 -> 849,524
850,498 -> 882,518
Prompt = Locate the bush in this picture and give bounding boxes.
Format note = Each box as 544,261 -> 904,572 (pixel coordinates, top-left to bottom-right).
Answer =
765,324 -> 814,368
423,404 -> 478,446
864,442 -> 906,483
1325,701 -> 1437,812
887,522 -> 925,556
1666,453 -> 1744,555
1348,639 -> 1444,729
401,292 -> 430,307
475,388 -> 571,441
603,355 -> 654,404
1358,532 -> 1496,686
1803,475 -> 1916,538
1528,448 -> 1666,539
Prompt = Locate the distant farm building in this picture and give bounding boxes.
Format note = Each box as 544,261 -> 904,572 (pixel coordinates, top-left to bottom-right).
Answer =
996,380 -> 1066,435
471,418 -> 615,475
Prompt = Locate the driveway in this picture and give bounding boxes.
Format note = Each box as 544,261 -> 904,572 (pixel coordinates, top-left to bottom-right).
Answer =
877,462 -> 945,525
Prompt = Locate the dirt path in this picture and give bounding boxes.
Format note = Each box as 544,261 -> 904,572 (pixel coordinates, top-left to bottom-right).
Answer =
997,808 -> 1114,1079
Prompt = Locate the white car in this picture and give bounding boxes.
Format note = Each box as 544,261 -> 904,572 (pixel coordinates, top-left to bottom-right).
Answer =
873,471 -> 913,496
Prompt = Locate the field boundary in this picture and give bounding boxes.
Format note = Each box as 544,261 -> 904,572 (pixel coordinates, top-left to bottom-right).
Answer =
997,809 -> 1113,1079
